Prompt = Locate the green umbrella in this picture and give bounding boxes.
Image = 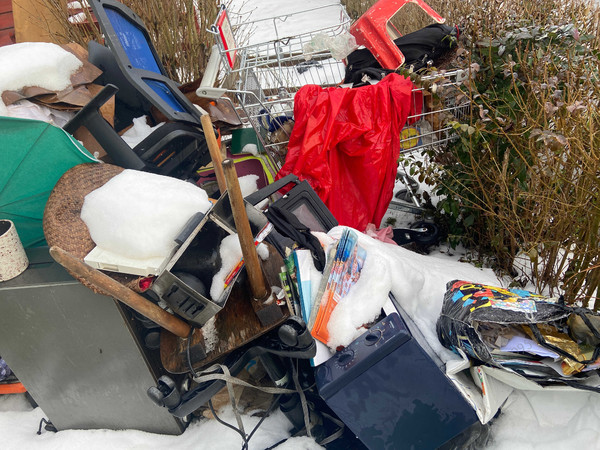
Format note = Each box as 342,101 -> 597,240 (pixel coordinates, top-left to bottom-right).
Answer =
0,117 -> 98,248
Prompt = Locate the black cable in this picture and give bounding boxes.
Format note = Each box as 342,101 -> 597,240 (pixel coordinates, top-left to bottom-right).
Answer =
245,393 -> 283,444
37,418 -> 55,435
208,399 -> 249,450
208,389 -> 285,450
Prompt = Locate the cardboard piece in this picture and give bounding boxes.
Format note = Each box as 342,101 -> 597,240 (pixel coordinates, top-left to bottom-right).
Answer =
2,43 -> 103,111
12,0 -> 65,44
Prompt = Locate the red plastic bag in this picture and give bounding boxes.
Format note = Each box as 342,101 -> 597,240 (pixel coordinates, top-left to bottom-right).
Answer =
277,73 -> 413,230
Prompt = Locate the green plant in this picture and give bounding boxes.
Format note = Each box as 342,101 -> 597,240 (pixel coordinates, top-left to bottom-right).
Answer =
341,0 -> 600,306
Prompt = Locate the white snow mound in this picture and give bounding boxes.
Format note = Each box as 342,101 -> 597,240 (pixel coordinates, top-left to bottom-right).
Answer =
81,169 -> 212,260
0,42 -> 83,115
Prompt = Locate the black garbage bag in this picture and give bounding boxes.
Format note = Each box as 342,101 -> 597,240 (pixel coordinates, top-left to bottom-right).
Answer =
344,23 -> 460,84
436,280 -> 600,392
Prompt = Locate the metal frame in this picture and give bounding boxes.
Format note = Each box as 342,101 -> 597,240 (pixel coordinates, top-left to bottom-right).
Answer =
201,5 -> 470,213
199,4 -> 352,169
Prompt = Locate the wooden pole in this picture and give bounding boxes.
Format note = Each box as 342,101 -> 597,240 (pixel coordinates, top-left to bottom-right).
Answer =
49,246 -> 191,339
221,159 -> 269,301
200,114 -> 227,194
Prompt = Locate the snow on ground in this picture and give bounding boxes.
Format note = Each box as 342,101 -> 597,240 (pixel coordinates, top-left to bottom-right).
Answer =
0,394 -> 305,450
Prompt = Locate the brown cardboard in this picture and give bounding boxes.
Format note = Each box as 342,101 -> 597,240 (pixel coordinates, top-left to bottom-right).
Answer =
12,0 -> 65,44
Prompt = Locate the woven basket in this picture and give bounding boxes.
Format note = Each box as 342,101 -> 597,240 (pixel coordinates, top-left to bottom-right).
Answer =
43,163 -> 145,295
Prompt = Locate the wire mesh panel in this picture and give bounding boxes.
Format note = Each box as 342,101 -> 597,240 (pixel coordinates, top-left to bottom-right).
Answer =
208,4 -> 470,203
210,4 -> 351,169
390,69 -> 470,214
399,69 -> 469,154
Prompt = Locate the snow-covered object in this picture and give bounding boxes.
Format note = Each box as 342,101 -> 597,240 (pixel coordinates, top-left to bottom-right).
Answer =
120,116 -> 164,148
210,233 -> 243,301
325,226 -> 499,357
237,174 -> 259,197
210,230 -> 268,301
241,143 -> 259,156
201,316 -> 219,353
68,12 -> 87,24
0,43 -> 82,115
80,170 -> 211,260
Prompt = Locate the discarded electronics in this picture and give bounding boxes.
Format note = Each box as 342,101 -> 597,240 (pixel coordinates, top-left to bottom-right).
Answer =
315,298 -> 479,449
150,192 -> 268,327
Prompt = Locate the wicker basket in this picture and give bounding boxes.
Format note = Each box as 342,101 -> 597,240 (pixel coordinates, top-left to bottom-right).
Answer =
43,163 -> 145,294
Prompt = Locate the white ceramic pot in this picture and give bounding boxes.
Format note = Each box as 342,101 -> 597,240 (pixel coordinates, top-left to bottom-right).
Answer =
0,220 -> 29,282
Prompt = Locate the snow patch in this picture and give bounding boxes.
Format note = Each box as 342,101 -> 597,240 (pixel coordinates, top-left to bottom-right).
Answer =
210,233 -> 243,301
238,174 -> 260,197
81,169 -> 212,260
0,43 -> 82,116
120,116 -> 164,148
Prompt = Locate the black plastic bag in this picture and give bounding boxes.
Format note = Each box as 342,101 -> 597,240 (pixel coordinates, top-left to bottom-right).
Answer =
344,23 -> 459,84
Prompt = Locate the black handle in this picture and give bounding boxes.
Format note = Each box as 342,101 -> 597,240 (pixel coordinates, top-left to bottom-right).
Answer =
244,173 -> 300,206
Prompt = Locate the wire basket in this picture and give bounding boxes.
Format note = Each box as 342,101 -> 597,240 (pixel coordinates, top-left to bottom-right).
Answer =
389,69 -> 470,215
399,69 -> 469,154
207,4 -> 470,205
208,4 -> 352,170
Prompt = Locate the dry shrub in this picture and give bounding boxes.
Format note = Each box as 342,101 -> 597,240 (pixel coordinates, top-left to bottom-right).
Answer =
342,0 -> 600,306
43,0 -> 222,84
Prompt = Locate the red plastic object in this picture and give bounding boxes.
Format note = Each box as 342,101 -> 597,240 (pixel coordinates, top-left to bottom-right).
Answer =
0,381 -> 27,394
276,73 -> 414,231
349,0 -> 445,69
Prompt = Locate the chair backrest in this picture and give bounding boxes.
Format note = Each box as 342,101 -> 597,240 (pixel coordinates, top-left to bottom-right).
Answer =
89,0 -> 202,126
87,40 -> 150,132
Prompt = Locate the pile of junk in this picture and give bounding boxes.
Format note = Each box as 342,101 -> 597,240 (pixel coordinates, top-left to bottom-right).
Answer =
2,0 -> 600,448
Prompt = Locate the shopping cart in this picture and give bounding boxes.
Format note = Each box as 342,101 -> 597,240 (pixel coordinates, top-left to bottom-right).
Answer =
197,4 -> 352,172
197,4 -> 469,211
392,68 -> 469,214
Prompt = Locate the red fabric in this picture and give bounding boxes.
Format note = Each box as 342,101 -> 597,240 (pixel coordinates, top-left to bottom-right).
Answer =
277,73 -> 413,230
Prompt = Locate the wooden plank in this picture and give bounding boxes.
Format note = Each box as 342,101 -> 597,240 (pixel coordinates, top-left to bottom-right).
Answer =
49,247 -> 192,339
0,0 -> 12,14
0,11 -> 14,30
0,28 -> 14,46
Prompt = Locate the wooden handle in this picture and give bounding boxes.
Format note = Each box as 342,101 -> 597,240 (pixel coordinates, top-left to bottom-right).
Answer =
222,159 -> 269,300
49,246 -> 191,339
200,114 -> 227,194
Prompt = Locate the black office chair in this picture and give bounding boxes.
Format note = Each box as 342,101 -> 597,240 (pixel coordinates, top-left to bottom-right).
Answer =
64,0 -> 212,180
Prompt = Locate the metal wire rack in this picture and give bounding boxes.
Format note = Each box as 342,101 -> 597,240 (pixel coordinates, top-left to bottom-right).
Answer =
201,4 -> 470,202
201,4 -> 351,170
390,68 -> 470,214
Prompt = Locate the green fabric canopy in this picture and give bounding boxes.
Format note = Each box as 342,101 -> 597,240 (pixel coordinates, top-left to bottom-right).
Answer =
0,117 -> 98,248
